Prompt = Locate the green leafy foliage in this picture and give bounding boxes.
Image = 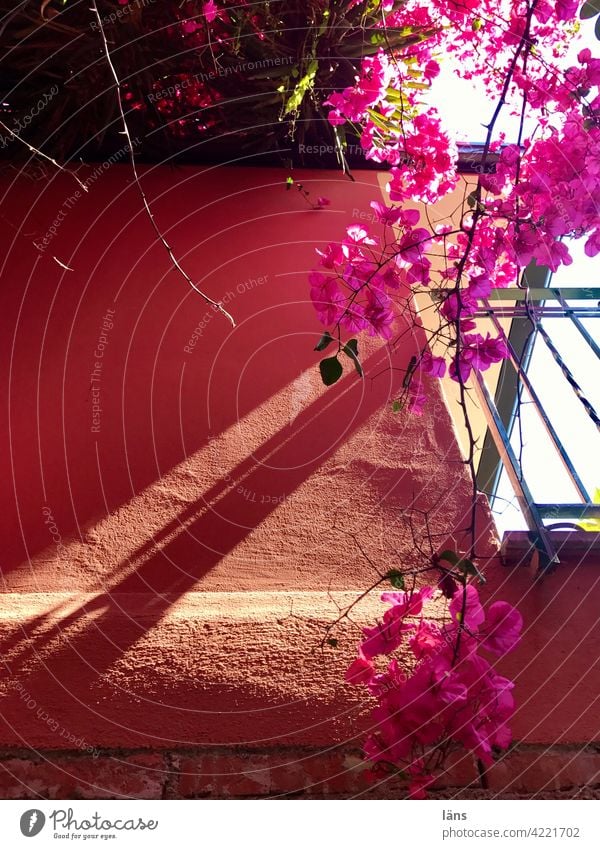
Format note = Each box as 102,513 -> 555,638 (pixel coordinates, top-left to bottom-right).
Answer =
319,356 -> 343,386
314,331 -> 334,351
283,58 -> 319,115
438,550 -> 485,583
386,569 -> 405,589
0,2 -> 433,163
438,549 -> 460,566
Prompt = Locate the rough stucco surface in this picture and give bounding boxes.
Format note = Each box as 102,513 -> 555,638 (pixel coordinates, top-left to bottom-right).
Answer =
0,165 -> 475,595
0,166 -> 598,798
0,591 -> 379,750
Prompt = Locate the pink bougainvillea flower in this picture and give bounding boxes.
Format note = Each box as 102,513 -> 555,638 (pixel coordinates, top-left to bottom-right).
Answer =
345,650 -> 375,685
585,229 -> 600,258
341,302 -> 368,333
361,617 -> 414,658
364,290 -> 395,339
432,664 -> 468,706
370,201 -> 402,226
309,272 -> 344,326
420,351 -> 446,378
409,620 -> 445,659
481,601 -> 523,656
360,586 -> 435,658
316,242 -> 344,269
377,264 -> 405,290
469,333 -> 509,369
380,585 -> 434,615
203,1 -> 218,23
397,227 -> 432,263
449,584 -> 485,630
449,333 -> 509,383
345,224 -> 377,246
424,59 -> 440,81
407,385 -> 428,415
405,257 -> 432,286
554,0 -> 578,20
468,274 -> 492,299
326,108 -> 346,127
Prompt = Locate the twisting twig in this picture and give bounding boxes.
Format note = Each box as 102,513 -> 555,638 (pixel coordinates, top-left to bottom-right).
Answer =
89,0 -> 235,327
0,120 -> 88,193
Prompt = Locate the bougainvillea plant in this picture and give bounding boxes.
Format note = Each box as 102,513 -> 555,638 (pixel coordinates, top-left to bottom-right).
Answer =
0,0 -> 435,164
346,572 -> 523,797
307,0 -> 598,796
309,0 -> 600,409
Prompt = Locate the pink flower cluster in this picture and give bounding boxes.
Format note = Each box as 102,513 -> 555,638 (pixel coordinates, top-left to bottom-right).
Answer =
498,113 -> 600,267
347,582 -> 523,798
310,0 -> 599,406
325,49 -> 458,204
310,206 -> 432,340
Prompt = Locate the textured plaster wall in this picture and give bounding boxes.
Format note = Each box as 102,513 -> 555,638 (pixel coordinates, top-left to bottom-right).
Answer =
0,165 -> 598,799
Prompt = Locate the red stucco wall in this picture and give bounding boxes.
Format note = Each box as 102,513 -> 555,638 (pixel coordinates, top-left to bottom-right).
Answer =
0,164 -> 598,798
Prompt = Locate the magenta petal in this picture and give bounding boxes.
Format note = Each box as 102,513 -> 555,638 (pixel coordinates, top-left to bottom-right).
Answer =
346,652 -> 375,685
482,602 -> 523,656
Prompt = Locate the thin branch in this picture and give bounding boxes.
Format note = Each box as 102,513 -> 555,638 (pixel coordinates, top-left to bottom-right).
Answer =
0,120 -> 88,193
89,0 -> 235,327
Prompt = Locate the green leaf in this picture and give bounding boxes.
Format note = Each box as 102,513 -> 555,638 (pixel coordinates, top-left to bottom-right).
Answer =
456,557 -> 486,583
438,549 -> 460,566
366,109 -> 391,131
317,7 -> 330,37
580,0 -> 600,19
286,176 -> 294,189
314,331 -> 334,352
284,58 -> 318,115
392,399 -> 402,413
385,87 -> 404,103
319,356 -> 343,386
456,558 -> 477,575
342,338 -> 363,377
467,190 -> 477,209
386,569 -> 405,590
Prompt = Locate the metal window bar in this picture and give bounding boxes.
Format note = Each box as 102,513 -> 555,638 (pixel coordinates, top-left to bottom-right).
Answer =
471,278 -> 600,571
479,302 -> 590,503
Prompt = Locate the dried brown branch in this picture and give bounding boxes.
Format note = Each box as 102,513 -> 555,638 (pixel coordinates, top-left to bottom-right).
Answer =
0,120 -> 88,193
89,0 -> 235,328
